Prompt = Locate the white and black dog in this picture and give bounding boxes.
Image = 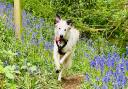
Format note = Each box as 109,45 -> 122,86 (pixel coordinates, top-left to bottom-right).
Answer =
53,14 -> 79,81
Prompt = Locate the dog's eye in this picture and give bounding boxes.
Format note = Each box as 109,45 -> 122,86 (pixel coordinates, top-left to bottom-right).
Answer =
64,29 -> 66,31
59,28 -> 61,30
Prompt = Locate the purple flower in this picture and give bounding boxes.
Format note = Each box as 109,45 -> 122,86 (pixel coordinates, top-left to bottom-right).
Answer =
95,56 -> 100,69
102,75 -> 110,83
84,52 -> 89,58
116,73 -> 126,87
90,60 -> 96,67
44,41 -> 53,50
99,58 -> 105,72
113,83 -> 118,89
113,72 -> 117,79
106,70 -> 113,76
85,73 -> 89,81
116,63 -> 125,73
35,24 -> 42,29
40,18 -> 44,23
0,3 -> 6,9
125,60 -> 128,71
106,54 -> 115,68
122,76 -> 127,87
6,3 -> 13,9
96,77 -> 100,81
102,84 -> 108,89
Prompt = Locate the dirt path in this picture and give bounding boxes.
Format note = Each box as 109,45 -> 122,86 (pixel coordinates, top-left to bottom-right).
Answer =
61,74 -> 85,89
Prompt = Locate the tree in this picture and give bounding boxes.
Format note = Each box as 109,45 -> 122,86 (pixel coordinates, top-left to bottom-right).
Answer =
14,0 -> 21,39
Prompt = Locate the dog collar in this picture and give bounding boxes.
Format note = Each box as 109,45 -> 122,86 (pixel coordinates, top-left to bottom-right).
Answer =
56,39 -> 68,55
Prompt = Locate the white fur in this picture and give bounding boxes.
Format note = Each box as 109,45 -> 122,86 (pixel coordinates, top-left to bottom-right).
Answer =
53,17 -> 79,81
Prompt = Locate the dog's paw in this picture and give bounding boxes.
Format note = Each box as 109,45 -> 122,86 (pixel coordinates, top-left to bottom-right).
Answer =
58,77 -> 61,81
56,69 -> 60,73
59,60 -> 63,64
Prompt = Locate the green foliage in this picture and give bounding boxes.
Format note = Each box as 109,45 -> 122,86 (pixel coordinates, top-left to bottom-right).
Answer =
0,17 -> 60,88
5,0 -> 128,41
22,0 -> 54,19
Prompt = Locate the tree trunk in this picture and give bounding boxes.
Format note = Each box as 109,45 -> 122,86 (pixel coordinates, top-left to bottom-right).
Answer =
14,0 -> 21,39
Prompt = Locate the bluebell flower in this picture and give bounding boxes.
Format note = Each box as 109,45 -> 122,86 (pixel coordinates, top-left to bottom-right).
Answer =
106,70 -> 113,76
26,19 -> 31,25
106,54 -> 115,68
44,41 -> 53,50
120,63 -> 125,73
116,63 -> 125,73
35,24 -> 41,29
90,60 -> 96,67
113,82 -> 118,89
6,3 -> 13,9
84,52 -> 89,58
99,57 -> 105,72
115,65 -> 121,75
40,18 -> 44,23
0,2 -> 6,9
102,84 -> 108,89
125,60 -> 128,71
102,75 -> 110,83
113,72 -> 117,79
96,77 -> 100,81
122,76 -> 127,87
85,73 -> 89,81
95,56 -> 100,69
116,73 -> 126,87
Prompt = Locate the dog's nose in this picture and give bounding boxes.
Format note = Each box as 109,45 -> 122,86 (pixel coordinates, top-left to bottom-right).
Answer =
60,35 -> 63,38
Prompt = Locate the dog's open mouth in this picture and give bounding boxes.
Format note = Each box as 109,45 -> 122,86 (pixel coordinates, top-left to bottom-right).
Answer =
55,36 -> 67,48
57,38 -> 62,44
55,36 -> 63,45
56,38 -> 64,46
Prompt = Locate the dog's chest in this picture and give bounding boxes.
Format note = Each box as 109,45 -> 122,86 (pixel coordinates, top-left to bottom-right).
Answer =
56,40 -> 67,55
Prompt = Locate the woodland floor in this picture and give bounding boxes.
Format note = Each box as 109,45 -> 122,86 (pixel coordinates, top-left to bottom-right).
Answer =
61,74 -> 84,89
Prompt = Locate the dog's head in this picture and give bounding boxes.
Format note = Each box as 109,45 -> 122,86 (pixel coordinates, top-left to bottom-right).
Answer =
54,14 -> 72,40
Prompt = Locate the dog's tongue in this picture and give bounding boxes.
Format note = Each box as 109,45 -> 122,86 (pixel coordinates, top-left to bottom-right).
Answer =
57,39 -> 62,44
55,36 -> 62,44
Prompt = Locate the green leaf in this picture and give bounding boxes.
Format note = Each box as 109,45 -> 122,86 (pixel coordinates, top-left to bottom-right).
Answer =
4,66 -> 14,79
0,65 -> 4,73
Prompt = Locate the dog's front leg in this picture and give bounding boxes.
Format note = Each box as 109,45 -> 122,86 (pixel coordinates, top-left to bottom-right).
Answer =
60,51 -> 71,64
54,44 -> 61,73
58,68 -> 63,81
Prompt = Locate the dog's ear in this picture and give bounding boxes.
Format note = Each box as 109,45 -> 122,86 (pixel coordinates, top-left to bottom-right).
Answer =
54,14 -> 61,24
66,19 -> 72,26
